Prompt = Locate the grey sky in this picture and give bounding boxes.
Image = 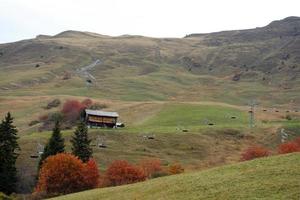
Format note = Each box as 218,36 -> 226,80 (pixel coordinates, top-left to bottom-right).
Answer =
0,0 -> 299,43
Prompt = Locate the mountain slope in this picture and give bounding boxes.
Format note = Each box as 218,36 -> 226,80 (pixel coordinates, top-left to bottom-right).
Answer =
0,17 -> 299,105
51,153 -> 300,200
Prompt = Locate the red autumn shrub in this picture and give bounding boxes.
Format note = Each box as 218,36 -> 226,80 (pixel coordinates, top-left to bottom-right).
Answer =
98,175 -> 111,188
139,159 -> 162,178
35,153 -> 99,195
294,137 -> 300,146
240,146 -> 270,161
278,141 -> 300,154
81,98 -> 93,107
83,159 -> 100,188
61,100 -> 85,122
105,160 -> 146,186
168,163 -> 184,175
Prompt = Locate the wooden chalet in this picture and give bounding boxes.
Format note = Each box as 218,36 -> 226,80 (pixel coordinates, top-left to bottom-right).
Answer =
85,109 -> 119,128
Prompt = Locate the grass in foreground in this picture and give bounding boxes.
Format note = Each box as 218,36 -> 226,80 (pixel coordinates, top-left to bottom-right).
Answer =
51,153 -> 300,200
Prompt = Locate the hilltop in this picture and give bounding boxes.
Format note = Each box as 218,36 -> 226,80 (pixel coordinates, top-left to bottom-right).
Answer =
51,153 -> 300,200
0,16 -> 299,105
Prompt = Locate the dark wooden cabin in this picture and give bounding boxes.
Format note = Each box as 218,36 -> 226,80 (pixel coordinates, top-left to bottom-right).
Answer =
85,109 -> 119,128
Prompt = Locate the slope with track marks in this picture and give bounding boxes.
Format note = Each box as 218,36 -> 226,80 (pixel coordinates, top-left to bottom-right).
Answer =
0,17 -> 299,105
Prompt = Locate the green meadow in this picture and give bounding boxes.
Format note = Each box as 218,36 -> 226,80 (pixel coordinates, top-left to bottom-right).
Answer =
51,153 -> 300,200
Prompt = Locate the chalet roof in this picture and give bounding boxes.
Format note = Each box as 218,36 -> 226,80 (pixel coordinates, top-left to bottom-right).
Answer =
85,109 -> 119,117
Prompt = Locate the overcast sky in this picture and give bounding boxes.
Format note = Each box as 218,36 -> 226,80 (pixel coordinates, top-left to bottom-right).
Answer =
0,0 -> 299,43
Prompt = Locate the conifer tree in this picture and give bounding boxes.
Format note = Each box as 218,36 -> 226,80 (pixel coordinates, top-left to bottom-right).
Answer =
39,120 -> 65,168
71,120 -> 92,162
0,112 -> 20,195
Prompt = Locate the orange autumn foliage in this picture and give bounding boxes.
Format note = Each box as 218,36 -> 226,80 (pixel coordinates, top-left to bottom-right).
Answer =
240,146 -> 270,161
139,159 -> 162,178
105,160 -> 146,186
83,159 -> 100,188
168,163 -> 184,174
35,153 -> 99,195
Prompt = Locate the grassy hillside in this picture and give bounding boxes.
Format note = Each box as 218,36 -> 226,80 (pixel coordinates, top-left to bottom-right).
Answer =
1,96 -> 298,134
0,16 -> 299,195
0,95 -> 297,193
51,153 -> 300,200
0,17 -> 299,105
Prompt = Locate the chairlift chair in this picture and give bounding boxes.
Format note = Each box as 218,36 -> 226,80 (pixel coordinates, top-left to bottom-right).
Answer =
147,135 -> 155,139
30,142 -> 44,159
97,136 -> 107,148
142,134 -> 155,140
98,143 -> 107,148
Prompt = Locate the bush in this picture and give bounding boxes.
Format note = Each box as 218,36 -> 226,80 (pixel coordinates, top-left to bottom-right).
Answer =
39,112 -> 63,123
44,99 -> 61,110
61,100 -> 85,123
81,99 -> 93,108
38,112 -> 63,131
35,153 -> 99,195
278,141 -> 300,154
240,146 -> 270,161
139,159 -> 162,178
49,112 -> 63,122
168,163 -> 184,175
38,99 -> 101,131
294,137 -> 300,146
82,159 -> 99,188
105,160 -> 146,186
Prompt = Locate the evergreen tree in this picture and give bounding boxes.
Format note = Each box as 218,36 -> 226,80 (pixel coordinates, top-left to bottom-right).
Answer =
39,120 -> 65,168
0,112 -> 20,195
71,120 -> 92,162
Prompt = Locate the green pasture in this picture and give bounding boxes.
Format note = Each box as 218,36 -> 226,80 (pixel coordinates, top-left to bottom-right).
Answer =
51,153 -> 300,200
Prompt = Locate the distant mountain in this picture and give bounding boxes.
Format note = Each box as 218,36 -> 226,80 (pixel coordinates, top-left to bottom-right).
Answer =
0,17 -> 299,105
186,16 -> 300,41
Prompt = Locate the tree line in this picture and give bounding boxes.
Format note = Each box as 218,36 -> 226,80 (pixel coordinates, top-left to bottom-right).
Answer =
0,112 -> 92,195
0,112 -> 184,198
